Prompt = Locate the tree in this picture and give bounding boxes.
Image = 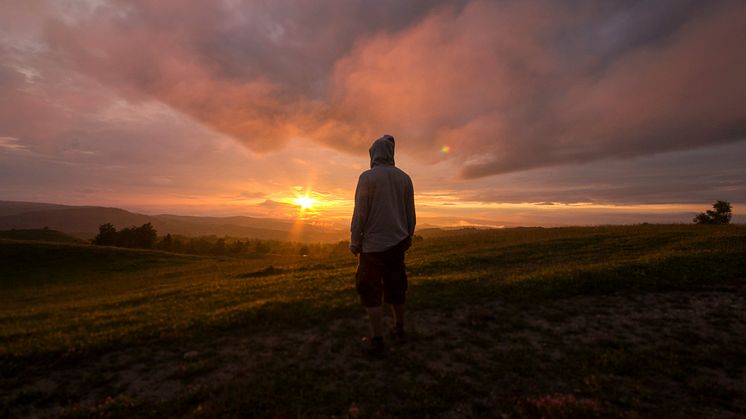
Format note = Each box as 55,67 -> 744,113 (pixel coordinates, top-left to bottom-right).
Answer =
299,245 -> 310,257
93,222 -> 157,248
330,240 -> 350,256
137,223 -> 158,248
159,233 -> 173,251
694,200 -> 732,225
117,223 -> 157,248
212,238 -> 226,254
230,239 -> 247,253
255,240 -> 270,254
94,223 -> 118,245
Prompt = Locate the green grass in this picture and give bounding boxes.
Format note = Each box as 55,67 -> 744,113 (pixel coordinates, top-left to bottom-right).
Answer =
2,224 -> 744,359
1,224 -> 746,417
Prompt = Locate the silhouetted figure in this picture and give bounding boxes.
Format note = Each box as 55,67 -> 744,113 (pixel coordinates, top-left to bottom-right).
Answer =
350,134 -> 416,357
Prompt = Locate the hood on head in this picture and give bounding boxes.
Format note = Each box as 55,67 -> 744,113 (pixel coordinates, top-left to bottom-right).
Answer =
369,134 -> 395,168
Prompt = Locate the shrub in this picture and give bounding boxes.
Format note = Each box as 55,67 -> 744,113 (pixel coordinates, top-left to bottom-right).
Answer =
693,200 -> 732,225
93,222 -> 158,249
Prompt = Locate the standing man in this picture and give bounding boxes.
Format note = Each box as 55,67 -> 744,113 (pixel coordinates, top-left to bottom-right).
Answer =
350,134 -> 416,357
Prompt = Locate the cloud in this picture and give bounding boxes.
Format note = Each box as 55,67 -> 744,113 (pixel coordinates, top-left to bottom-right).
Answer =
36,0 -> 458,152
5,0 -> 737,179
237,191 -> 266,199
331,0 -> 746,177
0,136 -> 27,151
1,0 -> 744,218
458,141 -> 746,205
255,199 -> 297,218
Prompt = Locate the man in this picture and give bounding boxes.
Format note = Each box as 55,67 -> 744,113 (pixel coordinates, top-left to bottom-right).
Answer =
350,134 -> 416,357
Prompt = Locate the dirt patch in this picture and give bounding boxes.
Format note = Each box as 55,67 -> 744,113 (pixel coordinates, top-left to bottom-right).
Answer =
3,282 -> 746,417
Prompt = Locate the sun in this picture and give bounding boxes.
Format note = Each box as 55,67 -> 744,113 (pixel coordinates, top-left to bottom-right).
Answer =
293,194 -> 317,210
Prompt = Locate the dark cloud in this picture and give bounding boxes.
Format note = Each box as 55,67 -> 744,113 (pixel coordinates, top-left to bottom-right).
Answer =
37,0 -> 461,152
332,0 -> 746,177
1,0 -> 745,218
26,0 -> 743,177
460,142 -> 746,205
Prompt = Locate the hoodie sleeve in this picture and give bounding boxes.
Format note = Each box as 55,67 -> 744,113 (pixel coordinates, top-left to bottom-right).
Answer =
406,175 -> 416,237
350,173 -> 369,252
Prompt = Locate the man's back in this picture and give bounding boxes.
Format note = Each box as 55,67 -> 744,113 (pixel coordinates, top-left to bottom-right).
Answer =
350,136 -> 415,254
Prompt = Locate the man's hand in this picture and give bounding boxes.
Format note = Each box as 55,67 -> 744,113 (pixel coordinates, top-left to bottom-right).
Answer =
403,235 -> 412,251
349,244 -> 361,256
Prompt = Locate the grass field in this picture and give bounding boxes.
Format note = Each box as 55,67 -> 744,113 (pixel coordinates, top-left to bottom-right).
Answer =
1,224 -> 745,417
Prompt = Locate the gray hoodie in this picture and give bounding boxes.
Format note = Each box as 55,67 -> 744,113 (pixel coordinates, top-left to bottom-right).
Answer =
350,135 -> 416,253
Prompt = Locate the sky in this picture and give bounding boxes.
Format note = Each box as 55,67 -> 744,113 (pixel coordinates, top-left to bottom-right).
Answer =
1,0 -> 745,227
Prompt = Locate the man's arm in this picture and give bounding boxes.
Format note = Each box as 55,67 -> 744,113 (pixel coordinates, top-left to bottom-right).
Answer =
406,176 -> 416,237
350,173 -> 368,255
404,176 -> 416,250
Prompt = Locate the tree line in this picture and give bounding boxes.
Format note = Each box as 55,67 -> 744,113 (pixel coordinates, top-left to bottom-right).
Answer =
93,223 -> 157,248
92,222 -> 351,257
91,200 -> 731,256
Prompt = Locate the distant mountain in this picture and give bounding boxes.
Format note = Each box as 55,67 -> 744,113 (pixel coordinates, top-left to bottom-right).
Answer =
0,201 -> 346,242
0,201 -> 74,216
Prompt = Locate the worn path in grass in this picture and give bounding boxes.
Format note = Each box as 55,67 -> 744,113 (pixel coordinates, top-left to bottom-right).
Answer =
5,281 -> 746,418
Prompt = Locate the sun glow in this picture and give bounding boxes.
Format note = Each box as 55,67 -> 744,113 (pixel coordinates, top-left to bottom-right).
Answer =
293,194 -> 317,210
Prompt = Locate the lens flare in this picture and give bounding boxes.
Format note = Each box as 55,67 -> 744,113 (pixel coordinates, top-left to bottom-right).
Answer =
293,194 -> 317,210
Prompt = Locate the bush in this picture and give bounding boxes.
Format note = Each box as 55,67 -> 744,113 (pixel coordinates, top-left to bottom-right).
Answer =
93,222 -> 158,249
693,200 -> 732,225
93,223 -> 118,246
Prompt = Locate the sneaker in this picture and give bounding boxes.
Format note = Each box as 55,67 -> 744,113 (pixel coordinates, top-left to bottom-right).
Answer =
362,336 -> 386,358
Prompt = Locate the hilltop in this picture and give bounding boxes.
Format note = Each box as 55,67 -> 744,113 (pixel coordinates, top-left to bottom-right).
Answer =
1,224 -> 745,417
0,228 -> 85,244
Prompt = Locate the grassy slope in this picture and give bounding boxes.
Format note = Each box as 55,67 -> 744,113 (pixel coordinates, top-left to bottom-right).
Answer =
1,224 -> 745,417
0,229 -> 85,244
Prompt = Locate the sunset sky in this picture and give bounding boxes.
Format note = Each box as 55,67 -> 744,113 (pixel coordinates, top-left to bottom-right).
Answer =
1,0 -> 745,227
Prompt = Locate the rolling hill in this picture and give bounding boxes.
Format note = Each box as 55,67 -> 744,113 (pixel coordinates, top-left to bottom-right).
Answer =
0,228 -> 85,244
0,201 -> 346,242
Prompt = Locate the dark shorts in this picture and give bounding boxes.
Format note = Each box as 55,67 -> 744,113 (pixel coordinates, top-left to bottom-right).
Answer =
355,239 -> 409,307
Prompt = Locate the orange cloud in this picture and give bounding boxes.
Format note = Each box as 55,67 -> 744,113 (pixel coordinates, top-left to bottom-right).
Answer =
32,0 -> 745,179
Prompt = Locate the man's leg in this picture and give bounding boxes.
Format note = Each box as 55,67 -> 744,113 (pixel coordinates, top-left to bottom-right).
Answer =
391,303 -> 404,329
364,305 -> 385,357
366,306 -> 385,338
357,253 -> 384,339
385,242 -> 408,339
356,253 -> 386,356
